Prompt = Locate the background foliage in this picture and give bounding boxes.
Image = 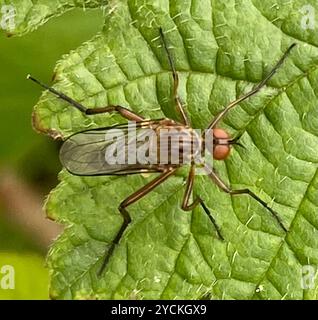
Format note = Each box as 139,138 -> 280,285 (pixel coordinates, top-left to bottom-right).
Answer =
0,6 -> 103,299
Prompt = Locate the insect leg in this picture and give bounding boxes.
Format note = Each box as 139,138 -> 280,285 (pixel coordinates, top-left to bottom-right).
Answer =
98,168 -> 177,275
206,166 -> 287,232
207,43 -> 296,130
159,28 -> 190,126
27,75 -> 144,121
85,105 -> 144,121
181,165 -> 223,240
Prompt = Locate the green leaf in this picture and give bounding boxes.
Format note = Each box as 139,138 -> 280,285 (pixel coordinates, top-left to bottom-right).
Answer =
11,0 -> 318,299
0,0 -> 102,36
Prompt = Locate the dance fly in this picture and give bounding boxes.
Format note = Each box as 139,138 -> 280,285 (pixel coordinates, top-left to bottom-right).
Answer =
28,28 -> 296,275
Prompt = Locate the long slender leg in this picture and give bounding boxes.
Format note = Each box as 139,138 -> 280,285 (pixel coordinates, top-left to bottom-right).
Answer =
207,43 -> 296,130
206,166 -> 287,232
98,168 -> 177,275
27,75 -> 144,121
181,165 -> 223,239
85,105 -> 144,122
159,28 -> 190,126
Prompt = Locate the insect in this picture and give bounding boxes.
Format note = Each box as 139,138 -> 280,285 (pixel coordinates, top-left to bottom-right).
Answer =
28,28 -> 296,275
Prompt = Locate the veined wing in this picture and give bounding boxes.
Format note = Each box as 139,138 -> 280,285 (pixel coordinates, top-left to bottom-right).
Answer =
59,120 -> 165,176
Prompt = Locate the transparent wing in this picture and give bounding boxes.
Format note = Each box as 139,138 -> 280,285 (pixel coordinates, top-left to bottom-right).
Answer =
59,121 -> 164,176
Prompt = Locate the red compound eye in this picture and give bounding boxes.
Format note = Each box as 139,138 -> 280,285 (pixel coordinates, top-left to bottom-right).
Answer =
213,128 -> 231,160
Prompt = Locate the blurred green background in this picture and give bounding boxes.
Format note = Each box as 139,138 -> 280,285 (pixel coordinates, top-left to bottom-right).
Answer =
0,8 -> 103,299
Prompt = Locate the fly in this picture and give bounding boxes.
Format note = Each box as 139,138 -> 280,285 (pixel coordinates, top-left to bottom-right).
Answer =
28,28 -> 296,275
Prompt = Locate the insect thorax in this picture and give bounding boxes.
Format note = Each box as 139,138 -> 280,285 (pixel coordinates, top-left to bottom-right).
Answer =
148,119 -> 203,167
